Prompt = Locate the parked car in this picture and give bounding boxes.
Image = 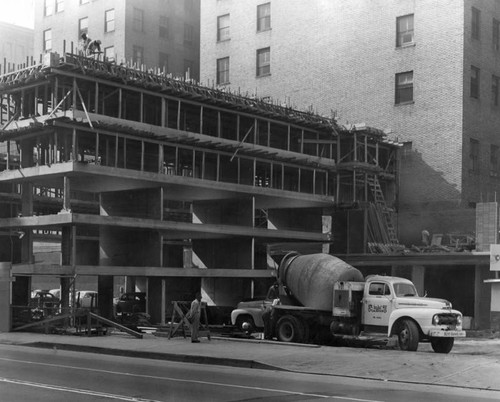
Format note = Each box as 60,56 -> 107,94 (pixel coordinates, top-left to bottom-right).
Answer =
49,288 -> 61,299
75,290 -> 98,308
114,292 -> 146,316
29,290 -> 60,319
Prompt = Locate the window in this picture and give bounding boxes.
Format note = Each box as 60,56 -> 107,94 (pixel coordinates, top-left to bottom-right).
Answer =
44,0 -> 53,16
491,145 -> 499,176
217,14 -> 230,41
133,8 -> 144,32
494,19 -> 500,50
396,14 -> 414,46
104,46 -> 115,62
159,16 -> 169,39
369,283 -> 391,296
79,17 -> 88,38
471,66 -> 480,98
184,23 -> 194,45
105,9 -> 115,33
217,57 -> 229,84
472,7 -> 480,40
256,47 -> 270,76
470,139 -> 479,173
493,75 -> 499,106
133,46 -> 144,67
257,3 -> 271,32
159,52 -> 169,71
56,0 -> 64,13
43,29 -> 52,51
395,71 -> 413,104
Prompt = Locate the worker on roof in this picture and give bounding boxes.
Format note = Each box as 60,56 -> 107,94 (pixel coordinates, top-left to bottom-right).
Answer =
81,33 -> 102,57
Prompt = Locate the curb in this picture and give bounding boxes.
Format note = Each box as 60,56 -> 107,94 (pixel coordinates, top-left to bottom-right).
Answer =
21,341 -> 285,372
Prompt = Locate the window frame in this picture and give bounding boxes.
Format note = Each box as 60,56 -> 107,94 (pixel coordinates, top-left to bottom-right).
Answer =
217,57 -> 230,85
133,8 -> 144,32
79,17 -> 89,39
257,2 -> 271,32
56,0 -> 64,13
470,138 -> 480,173
132,45 -> 144,67
395,71 -> 414,104
159,15 -> 170,39
104,46 -> 115,62
491,144 -> 499,176
159,52 -> 169,71
44,0 -> 54,17
184,23 -> 194,45
256,47 -> 271,77
43,29 -> 52,51
472,7 -> 480,40
492,75 -> 499,106
217,14 -> 230,42
105,9 -> 115,33
471,65 -> 480,99
396,14 -> 414,47
494,18 -> 500,50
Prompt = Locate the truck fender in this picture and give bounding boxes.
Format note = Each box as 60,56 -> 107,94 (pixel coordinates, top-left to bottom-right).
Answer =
230,308 -> 264,327
387,309 -> 423,337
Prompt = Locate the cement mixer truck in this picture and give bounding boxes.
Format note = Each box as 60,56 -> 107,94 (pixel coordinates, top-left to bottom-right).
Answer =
239,253 -> 465,353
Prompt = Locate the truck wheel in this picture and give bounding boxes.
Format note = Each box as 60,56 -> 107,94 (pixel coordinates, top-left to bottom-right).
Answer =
431,337 -> 454,354
276,315 -> 304,343
397,319 -> 419,351
236,315 -> 255,333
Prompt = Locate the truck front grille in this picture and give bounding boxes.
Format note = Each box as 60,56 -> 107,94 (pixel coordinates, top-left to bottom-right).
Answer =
436,313 -> 459,325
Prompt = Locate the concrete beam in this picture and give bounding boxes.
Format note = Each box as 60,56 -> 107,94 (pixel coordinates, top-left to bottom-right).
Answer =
11,264 -> 276,278
0,213 -> 328,241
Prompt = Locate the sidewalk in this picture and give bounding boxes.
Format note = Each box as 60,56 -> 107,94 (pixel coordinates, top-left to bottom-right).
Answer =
1,330 -> 500,391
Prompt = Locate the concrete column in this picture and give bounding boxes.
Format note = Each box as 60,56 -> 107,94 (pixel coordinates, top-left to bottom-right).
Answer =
411,265 -> 425,296
21,182 -> 33,264
0,262 -> 12,332
98,276 -> 114,319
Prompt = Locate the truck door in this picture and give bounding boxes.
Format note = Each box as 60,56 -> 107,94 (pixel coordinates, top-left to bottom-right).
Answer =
362,281 -> 392,328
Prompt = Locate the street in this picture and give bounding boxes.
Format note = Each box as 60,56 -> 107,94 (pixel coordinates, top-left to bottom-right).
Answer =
0,344 -> 499,402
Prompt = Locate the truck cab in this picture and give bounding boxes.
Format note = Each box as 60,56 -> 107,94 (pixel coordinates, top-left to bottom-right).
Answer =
334,275 -> 466,353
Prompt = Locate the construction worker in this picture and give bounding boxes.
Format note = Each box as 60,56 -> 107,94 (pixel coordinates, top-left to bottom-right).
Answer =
188,291 -> 202,343
81,33 -> 102,57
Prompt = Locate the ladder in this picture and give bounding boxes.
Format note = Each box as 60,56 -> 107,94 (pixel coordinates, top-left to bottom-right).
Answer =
367,176 -> 398,244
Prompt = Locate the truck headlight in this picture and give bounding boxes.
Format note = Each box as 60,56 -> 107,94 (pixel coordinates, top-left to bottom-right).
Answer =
456,315 -> 462,326
432,315 -> 440,325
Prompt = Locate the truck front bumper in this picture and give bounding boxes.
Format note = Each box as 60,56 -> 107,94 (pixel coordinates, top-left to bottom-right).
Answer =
429,330 -> 466,337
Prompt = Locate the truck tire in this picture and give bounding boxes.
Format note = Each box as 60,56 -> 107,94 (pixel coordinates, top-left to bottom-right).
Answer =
430,337 -> 454,354
397,319 -> 419,351
276,315 -> 305,343
235,315 -> 255,333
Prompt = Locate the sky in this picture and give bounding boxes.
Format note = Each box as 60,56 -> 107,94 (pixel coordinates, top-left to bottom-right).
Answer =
0,0 -> 35,29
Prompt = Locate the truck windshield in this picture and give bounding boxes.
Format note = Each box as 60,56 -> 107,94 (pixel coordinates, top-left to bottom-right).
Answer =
393,283 -> 417,297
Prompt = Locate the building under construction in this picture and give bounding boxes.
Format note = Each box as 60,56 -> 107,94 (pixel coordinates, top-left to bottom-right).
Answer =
0,52 -> 400,325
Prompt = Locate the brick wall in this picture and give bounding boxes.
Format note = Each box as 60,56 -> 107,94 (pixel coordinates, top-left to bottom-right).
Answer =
201,0 -> 466,209
34,0 -> 200,79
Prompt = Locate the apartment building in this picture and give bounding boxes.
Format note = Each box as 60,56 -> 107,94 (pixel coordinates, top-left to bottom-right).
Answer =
0,22 -> 34,72
199,0 -> 500,329
34,0 -> 200,79
200,0 -> 500,243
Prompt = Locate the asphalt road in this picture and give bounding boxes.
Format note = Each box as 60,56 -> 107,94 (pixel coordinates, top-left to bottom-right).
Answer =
1,344 -> 499,402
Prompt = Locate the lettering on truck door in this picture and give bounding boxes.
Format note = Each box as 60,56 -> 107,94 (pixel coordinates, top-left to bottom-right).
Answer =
362,281 -> 392,327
